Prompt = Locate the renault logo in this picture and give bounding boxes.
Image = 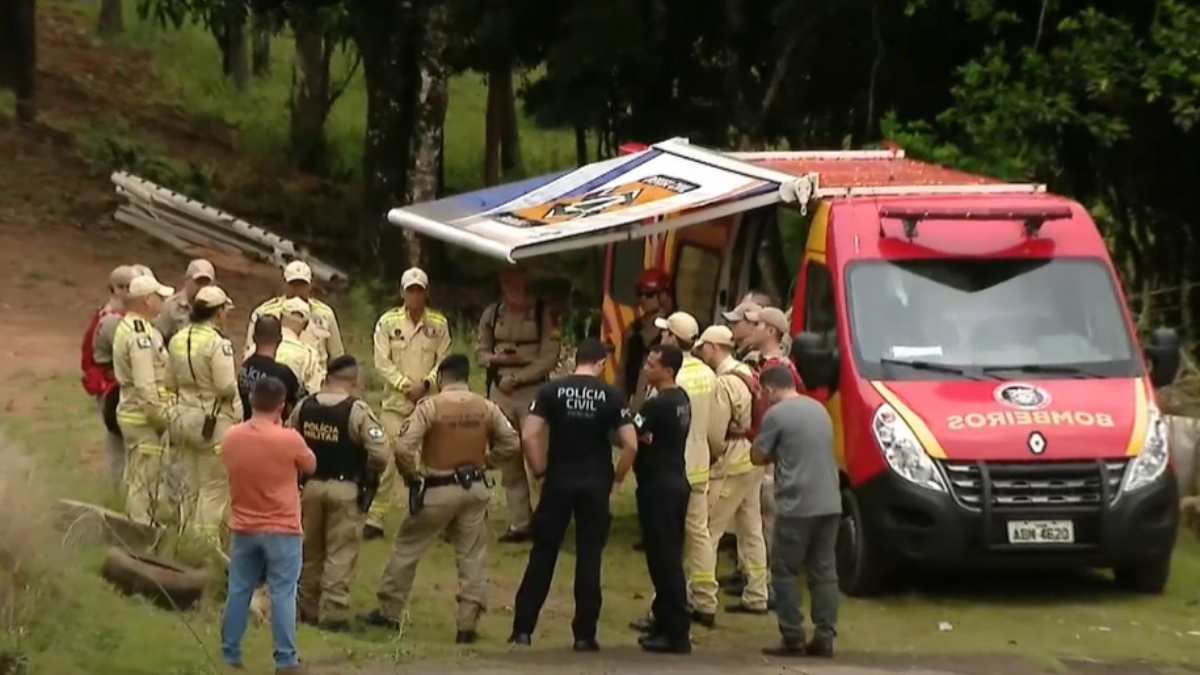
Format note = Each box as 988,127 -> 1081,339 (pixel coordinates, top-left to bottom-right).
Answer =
1028,431 -> 1047,455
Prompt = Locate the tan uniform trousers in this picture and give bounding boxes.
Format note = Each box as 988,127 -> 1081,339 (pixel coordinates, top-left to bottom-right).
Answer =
119,422 -> 170,526
300,480 -> 364,622
168,408 -> 233,547
707,467 -> 769,609
376,482 -> 490,631
493,385 -> 541,533
684,482 -> 719,614
366,410 -> 409,531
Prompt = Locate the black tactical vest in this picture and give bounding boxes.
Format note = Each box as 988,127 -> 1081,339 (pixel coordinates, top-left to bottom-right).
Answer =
297,396 -> 365,480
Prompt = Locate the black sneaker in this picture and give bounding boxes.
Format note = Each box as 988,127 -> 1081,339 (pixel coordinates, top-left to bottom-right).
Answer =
363,524 -> 385,541
573,638 -> 600,652
456,630 -> 477,644
639,634 -> 692,654
761,639 -> 807,657
508,632 -> 532,646
725,602 -> 769,616
689,610 -> 716,629
359,609 -> 401,630
629,614 -> 656,633
498,529 -> 532,544
806,635 -> 835,658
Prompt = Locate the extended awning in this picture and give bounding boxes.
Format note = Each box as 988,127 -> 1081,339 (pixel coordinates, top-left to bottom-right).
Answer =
386,138 -> 814,262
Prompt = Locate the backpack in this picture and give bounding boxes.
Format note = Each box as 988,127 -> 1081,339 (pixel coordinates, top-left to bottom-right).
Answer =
81,307 -> 119,397
728,369 -> 769,442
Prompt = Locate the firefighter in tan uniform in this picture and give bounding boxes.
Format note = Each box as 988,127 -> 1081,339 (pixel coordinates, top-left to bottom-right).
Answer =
164,286 -> 243,545
363,354 -> 520,643
368,267 -> 452,539
287,355 -> 390,631
695,325 -> 769,614
477,266 -> 560,542
654,312 -> 719,627
244,260 -> 344,367
156,259 -> 216,344
276,297 -> 324,395
113,274 -> 176,524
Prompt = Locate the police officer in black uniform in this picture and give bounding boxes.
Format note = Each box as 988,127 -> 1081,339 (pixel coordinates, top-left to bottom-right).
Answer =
509,339 -> 637,652
287,355 -> 390,630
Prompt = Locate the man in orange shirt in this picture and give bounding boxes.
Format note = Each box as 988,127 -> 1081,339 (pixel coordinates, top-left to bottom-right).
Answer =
220,376 -> 316,674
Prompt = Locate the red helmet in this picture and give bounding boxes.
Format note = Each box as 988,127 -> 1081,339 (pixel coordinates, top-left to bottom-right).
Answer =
635,268 -> 672,293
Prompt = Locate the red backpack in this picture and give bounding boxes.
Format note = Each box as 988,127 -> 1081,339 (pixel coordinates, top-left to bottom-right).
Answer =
81,307 -> 119,397
728,369 -> 769,442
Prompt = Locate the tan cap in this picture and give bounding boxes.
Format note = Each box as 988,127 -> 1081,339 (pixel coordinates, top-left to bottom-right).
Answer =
694,325 -> 736,349
109,265 -> 138,288
194,285 -> 233,310
128,274 -> 174,299
130,264 -> 155,278
186,258 -> 216,281
284,260 -> 313,283
282,296 -> 311,320
654,312 -> 700,342
401,267 -> 429,289
747,306 -> 789,335
722,301 -> 761,323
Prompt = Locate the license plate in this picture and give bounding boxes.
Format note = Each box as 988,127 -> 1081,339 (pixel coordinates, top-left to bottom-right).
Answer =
1006,520 -> 1074,544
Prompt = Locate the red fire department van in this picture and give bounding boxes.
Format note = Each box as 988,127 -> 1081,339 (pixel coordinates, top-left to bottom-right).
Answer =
388,139 -> 1182,595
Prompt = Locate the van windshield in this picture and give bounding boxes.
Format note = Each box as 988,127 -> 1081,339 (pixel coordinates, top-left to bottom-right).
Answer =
846,258 -> 1141,381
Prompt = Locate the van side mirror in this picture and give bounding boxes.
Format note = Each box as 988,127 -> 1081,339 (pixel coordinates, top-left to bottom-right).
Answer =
791,331 -> 840,391
1145,327 -> 1181,389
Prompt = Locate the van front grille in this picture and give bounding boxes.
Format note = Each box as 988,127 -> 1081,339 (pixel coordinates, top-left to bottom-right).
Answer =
941,460 -> 1127,511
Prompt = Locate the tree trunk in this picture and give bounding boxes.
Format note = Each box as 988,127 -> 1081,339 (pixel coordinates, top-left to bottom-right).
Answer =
289,11 -> 331,174
98,0 -> 124,36
354,2 -> 417,276
221,7 -> 250,90
251,10 -> 271,77
404,0 -> 451,269
574,124 -> 588,166
3,0 -> 37,124
499,67 -> 522,174
483,69 -> 503,186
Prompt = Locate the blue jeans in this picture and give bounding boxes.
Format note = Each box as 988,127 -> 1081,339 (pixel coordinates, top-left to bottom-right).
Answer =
222,532 -> 303,669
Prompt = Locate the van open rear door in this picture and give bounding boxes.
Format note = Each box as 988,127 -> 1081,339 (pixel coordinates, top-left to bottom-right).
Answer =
386,138 -> 813,262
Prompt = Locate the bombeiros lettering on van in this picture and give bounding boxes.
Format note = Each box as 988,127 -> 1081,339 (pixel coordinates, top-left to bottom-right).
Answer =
559,385 -> 607,412
946,410 -> 1115,431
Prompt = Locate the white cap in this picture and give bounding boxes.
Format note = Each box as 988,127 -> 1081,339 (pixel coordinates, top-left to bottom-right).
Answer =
401,267 -> 429,289
194,285 -> 233,309
128,274 -> 174,299
284,260 -> 313,283
130,264 -> 155,278
654,312 -> 700,342
747,306 -> 789,334
109,265 -> 138,288
694,325 -> 736,349
282,296 -> 311,320
186,259 -> 216,281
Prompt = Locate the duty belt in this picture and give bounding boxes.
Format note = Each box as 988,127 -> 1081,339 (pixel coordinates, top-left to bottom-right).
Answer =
424,466 -> 487,489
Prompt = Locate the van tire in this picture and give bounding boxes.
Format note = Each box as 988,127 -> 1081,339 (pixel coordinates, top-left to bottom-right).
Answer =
1114,555 -> 1170,594
100,547 -> 208,610
836,487 -> 889,596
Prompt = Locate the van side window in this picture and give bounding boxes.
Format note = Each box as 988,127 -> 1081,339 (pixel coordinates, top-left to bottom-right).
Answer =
806,263 -> 836,339
675,244 -> 722,322
611,239 -> 644,306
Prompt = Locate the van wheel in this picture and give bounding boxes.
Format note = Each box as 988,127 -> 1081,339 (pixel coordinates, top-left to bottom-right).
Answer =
836,487 -> 889,596
100,547 -> 209,610
1114,555 -> 1171,594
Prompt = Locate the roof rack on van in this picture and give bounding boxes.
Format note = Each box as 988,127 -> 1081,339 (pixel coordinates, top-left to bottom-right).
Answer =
877,205 -> 1074,240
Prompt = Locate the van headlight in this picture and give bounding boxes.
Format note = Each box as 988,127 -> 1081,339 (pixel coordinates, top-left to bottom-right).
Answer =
873,404 -> 947,492
1121,407 -> 1170,494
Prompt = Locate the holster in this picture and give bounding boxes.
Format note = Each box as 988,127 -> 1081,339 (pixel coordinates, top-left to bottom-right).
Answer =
407,477 -> 426,516
356,469 -> 381,514
485,364 -> 499,397
452,465 -> 486,490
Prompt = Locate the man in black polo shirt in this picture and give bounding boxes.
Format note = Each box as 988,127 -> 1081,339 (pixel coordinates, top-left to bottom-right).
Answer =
239,315 -> 301,420
632,344 -> 693,655
509,339 -> 637,651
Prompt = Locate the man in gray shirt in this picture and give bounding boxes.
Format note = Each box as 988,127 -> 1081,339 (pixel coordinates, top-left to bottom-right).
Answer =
751,365 -> 840,658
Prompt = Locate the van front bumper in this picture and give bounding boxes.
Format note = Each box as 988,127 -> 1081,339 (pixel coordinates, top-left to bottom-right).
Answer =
855,465 -> 1178,569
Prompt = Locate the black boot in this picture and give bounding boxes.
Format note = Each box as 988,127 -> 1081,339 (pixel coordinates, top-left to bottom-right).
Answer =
455,630 -> 477,644
359,609 -> 400,630
689,610 -> 716,629
573,638 -> 600,652
761,637 -> 807,657
806,634 -> 835,658
639,634 -> 692,654
508,632 -> 532,646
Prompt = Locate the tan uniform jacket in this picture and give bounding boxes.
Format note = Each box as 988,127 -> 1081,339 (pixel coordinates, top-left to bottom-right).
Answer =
394,383 -> 520,480
277,327 -> 324,394
92,301 -> 124,366
708,357 -> 754,479
374,307 -> 452,416
155,292 -> 192,344
112,311 -> 171,431
245,296 -> 345,365
677,354 -> 717,486
165,322 -> 244,421
476,301 -> 559,392
286,392 -> 390,475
